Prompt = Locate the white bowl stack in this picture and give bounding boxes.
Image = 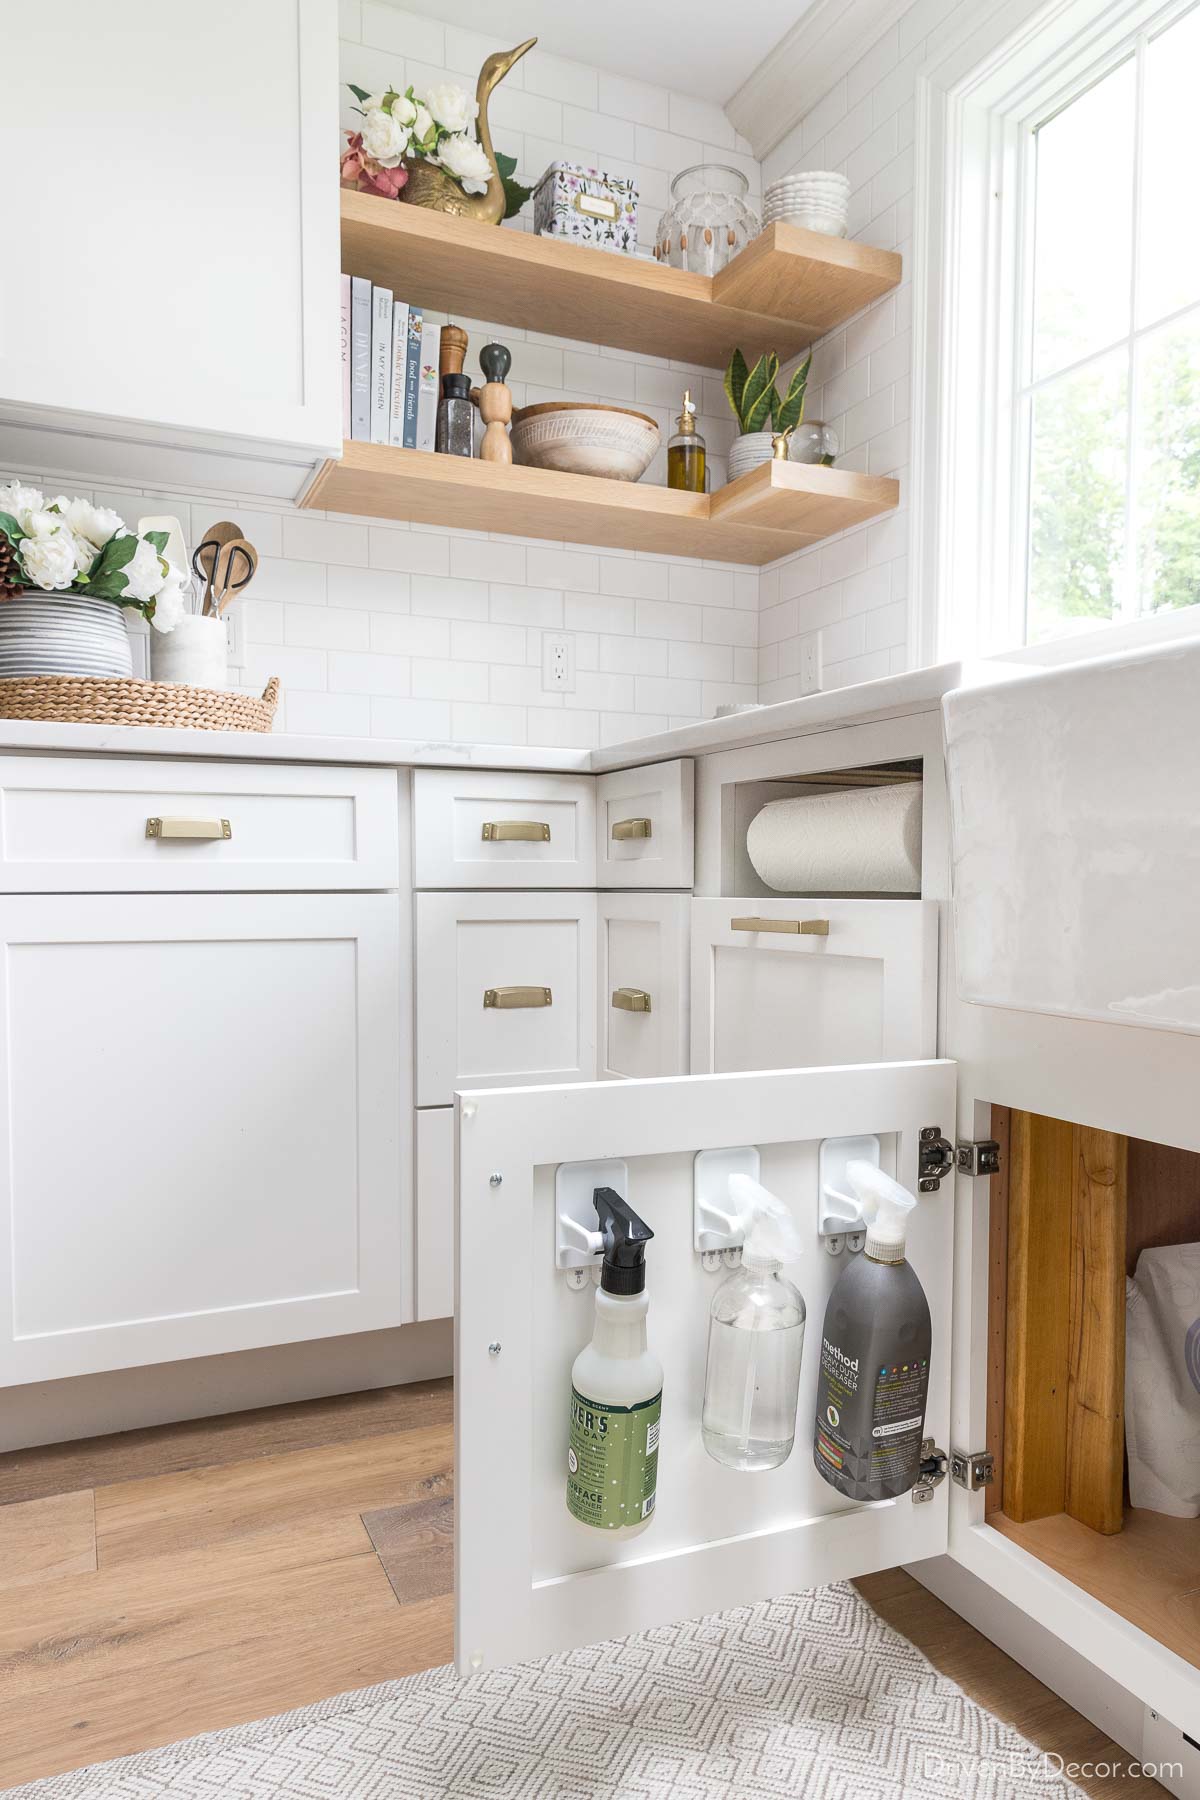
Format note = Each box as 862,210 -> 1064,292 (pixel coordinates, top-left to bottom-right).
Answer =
763,170 -> 850,238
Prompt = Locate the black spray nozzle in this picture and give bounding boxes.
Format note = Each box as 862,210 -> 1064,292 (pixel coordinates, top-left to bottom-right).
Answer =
593,1187 -> 654,1295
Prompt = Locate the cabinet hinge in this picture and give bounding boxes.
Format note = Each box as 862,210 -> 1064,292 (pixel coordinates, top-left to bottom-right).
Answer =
950,1448 -> 995,1491
918,1127 -> 955,1191
956,1139 -> 1001,1177
912,1439 -> 948,1502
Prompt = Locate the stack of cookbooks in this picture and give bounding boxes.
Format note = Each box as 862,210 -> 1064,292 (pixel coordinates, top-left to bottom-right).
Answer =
341,273 -> 439,450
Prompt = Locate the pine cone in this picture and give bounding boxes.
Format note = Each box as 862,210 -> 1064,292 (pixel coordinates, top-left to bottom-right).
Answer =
0,535 -> 23,600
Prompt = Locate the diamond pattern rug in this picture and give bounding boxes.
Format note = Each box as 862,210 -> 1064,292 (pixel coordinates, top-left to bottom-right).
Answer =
7,1582 -> 1085,1799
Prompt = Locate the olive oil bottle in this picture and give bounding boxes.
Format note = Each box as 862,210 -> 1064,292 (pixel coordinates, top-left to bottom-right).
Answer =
667,390 -> 706,492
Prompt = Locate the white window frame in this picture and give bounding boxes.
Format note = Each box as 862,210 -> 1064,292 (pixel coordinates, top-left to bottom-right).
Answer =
912,0 -> 1200,666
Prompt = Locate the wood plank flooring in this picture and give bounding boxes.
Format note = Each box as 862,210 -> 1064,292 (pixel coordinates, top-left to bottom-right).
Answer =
0,1384 -> 1165,1795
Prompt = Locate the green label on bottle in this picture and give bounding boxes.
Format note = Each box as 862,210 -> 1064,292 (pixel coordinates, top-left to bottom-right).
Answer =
566,1386 -> 661,1530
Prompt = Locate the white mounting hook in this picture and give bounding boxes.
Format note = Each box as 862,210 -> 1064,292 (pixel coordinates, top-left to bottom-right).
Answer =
818,1134 -> 879,1255
555,1158 -> 628,1284
693,1145 -> 760,1266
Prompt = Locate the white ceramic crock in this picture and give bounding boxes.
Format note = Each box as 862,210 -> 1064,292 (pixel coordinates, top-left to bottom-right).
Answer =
149,613 -> 229,690
0,591 -> 134,678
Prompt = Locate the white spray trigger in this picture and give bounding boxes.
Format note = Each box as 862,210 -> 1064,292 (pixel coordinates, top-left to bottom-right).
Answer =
846,1160 -> 917,1263
727,1172 -> 806,1271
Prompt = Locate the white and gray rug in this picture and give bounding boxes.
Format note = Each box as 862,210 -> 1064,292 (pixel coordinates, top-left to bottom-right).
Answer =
7,1582 -> 1085,1799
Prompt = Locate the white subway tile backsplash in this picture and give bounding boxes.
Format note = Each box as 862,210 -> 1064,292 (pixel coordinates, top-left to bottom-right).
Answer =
450,537 -> 527,584
327,565 -> 410,611
451,702 -> 527,744
599,558 -> 670,601
527,708 -> 600,748
360,2 -> 443,64
286,691 -> 371,737
669,641 -> 733,682
369,696 -> 451,739
451,619 -> 527,665
636,597 -> 702,642
701,606 -> 757,647
252,557 -> 327,603
329,650 -> 411,696
491,663 -> 558,707
489,585 -> 564,627
635,674 -> 701,715
529,547 -> 600,592
282,515 -> 369,566
412,659 -> 490,703
284,604 -> 370,650
599,634 -> 669,675
411,574 -> 489,621
598,71 -> 670,129
370,613 -> 451,657
369,530 -> 450,576
565,592 -> 633,634
524,49 -> 598,110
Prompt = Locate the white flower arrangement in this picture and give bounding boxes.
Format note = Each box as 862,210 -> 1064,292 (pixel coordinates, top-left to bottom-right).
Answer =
342,76 -> 531,213
0,483 -> 185,632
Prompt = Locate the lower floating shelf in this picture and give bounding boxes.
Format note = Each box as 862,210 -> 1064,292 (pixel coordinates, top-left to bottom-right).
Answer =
302,444 -> 899,566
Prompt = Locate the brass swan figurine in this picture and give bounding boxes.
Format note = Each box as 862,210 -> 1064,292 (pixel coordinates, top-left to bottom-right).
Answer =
401,37 -> 537,225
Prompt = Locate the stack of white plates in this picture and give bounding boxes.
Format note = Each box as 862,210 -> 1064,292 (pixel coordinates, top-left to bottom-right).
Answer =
763,170 -> 849,238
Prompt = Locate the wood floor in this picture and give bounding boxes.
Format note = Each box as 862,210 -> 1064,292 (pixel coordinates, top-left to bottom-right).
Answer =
0,1382 -> 1166,1795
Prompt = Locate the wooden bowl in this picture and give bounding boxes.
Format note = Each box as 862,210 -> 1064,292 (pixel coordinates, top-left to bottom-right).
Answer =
510,403 -> 661,482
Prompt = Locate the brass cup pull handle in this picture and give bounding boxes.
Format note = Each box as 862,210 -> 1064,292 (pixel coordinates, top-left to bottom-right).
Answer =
611,817 -> 652,841
481,820 -> 551,842
484,985 -> 553,1009
146,817 -> 232,841
730,916 -> 829,936
612,987 -> 652,1013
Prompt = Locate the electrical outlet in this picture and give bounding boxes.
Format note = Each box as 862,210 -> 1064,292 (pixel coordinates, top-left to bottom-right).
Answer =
542,631 -> 576,692
799,633 -> 822,695
224,607 -> 246,671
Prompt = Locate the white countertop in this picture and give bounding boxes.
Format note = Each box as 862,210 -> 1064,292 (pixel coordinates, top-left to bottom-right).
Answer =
0,662 -> 1005,771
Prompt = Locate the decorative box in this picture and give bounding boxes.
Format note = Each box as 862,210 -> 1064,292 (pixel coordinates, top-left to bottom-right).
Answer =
533,162 -> 638,255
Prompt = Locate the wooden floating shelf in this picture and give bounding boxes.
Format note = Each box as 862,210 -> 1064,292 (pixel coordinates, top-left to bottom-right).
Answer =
341,192 -> 902,369
303,444 -> 900,567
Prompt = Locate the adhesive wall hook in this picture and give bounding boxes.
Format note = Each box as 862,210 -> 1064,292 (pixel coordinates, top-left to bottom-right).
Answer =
819,1134 -> 879,1253
555,1159 -> 628,1271
693,1145 -> 760,1255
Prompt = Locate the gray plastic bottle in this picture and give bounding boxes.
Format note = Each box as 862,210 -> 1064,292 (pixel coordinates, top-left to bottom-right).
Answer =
813,1163 -> 931,1502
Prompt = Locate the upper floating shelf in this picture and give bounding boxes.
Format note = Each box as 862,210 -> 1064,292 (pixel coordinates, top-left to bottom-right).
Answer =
340,192 -> 903,369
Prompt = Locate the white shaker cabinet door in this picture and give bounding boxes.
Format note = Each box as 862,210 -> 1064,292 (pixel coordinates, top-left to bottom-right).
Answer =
453,1057 -> 957,1675
595,760 -> 694,889
691,898 -> 938,1073
0,0 -> 339,476
598,893 -> 690,1080
0,893 -> 407,1385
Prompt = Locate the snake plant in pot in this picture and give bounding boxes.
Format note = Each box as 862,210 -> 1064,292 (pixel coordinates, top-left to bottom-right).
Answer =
724,348 -> 813,482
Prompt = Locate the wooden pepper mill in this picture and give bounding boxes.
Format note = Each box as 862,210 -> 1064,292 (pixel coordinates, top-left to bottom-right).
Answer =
478,342 -> 513,465
439,323 -> 469,381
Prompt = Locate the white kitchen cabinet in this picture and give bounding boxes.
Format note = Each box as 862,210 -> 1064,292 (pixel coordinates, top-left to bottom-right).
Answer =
413,770 -> 597,889
690,897 -> 937,1073
415,891 -> 597,1104
0,0 -> 340,499
0,757 -> 400,893
598,893 -> 689,1079
595,760 -> 694,889
0,892 -> 406,1384
453,1058 -> 958,1674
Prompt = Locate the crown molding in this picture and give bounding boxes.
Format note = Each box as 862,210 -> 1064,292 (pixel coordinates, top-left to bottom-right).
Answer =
726,0 -> 915,160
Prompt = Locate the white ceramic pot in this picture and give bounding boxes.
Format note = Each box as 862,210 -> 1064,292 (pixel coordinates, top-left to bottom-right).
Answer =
149,613 -> 229,690
0,591 -> 134,678
727,432 -> 775,482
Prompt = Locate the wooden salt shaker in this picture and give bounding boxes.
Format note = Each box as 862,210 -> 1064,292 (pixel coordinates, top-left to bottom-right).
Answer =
478,342 -> 513,465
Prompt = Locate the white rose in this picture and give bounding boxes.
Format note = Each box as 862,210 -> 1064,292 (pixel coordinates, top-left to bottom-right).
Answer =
120,534 -> 168,605
0,482 -> 45,531
21,530 -> 77,591
411,103 -> 435,147
65,496 -> 124,547
26,507 -> 69,539
150,566 -> 186,633
392,92 -> 416,126
424,83 -> 475,135
361,105 -> 410,168
436,132 -> 492,195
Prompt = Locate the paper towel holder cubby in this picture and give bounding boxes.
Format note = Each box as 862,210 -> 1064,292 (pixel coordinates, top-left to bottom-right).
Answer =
716,758 -> 924,900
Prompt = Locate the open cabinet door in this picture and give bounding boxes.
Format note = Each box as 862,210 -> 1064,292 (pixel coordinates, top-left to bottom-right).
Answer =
454,1058 -> 957,1675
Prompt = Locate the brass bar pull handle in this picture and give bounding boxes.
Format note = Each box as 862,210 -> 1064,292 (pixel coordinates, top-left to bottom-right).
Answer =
730,916 -> 829,936
146,817 -> 232,841
481,820 -> 551,842
484,985 -> 553,1009
612,987 -> 652,1013
611,817 -> 652,841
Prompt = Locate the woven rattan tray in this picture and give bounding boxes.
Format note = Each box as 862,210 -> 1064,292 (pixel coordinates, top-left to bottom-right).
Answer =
0,675 -> 280,732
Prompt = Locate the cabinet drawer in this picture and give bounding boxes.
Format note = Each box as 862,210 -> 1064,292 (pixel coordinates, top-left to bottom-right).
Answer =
413,769 -> 595,888
416,1106 -> 454,1323
0,758 -> 400,892
598,893 -> 689,1080
595,759 -> 693,889
691,897 -> 937,1073
416,892 -> 596,1105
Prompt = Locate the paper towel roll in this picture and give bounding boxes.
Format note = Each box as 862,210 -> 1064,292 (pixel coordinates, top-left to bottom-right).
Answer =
746,783 -> 922,894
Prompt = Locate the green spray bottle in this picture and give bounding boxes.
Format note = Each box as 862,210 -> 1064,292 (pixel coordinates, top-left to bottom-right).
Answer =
566,1188 -> 663,1536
